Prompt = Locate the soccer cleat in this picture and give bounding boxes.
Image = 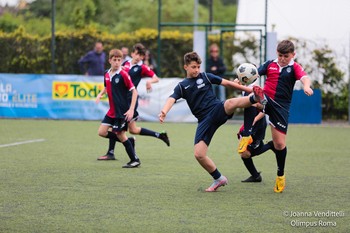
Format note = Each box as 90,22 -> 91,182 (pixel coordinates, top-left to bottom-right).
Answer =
122,160 -> 141,168
241,173 -> 262,183
97,155 -> 116,161
159,132 -> 170,146
274,175 -> 286,193
205,176 -> 228,192
238,135 -> 253,153
252,86 -> 267,105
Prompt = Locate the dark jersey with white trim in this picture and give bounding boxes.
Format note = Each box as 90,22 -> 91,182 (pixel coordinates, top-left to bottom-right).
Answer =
170,72 -> 222,121
104,68 -> 135,119
258,59 -> 306,109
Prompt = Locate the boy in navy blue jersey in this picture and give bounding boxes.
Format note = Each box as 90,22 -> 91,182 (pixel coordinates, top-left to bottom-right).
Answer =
257,40 -> 313,192
96,49 -> 140,168
159,51 -> 266,192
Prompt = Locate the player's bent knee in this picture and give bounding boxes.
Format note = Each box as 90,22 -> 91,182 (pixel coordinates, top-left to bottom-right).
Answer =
194,153 -> 205,161
128,128 -> 138,134
98,130 -> 108,138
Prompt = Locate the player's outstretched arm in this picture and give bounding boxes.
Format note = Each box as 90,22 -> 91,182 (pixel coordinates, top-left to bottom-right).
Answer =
159,97 -> 176,123
301,76 -> 314,96
221,79 -> 252,93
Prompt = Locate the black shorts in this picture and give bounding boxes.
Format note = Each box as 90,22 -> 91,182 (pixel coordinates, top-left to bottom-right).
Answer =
264,96 -> 289,134
194,102 -> 233,145
101,115 -> 128,133
101,115 -> 115,126
112,118 -> 128,133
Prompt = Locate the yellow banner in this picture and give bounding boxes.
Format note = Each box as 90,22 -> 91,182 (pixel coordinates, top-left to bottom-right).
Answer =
52,81 -> 106,100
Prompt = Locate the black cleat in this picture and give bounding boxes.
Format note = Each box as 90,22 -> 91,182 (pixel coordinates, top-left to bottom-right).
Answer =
97,155 -> 116,161
241,173 -> 262,182
122,160 -> 141,168
159,132 -> 170,146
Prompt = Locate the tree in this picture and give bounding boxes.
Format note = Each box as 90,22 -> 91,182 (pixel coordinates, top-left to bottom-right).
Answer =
312,47 -> 347,119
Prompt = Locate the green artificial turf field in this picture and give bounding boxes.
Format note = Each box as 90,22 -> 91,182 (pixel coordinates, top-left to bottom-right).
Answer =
0,119 -> 349,232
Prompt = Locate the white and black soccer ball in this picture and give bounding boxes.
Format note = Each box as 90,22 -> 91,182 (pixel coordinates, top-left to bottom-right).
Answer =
236,63 -> 259,85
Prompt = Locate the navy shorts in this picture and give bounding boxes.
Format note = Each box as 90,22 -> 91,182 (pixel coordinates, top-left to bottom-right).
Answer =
194,102 -> 233,145
101,115 -> 115,126
264,96 -> 289,134
101,115 -> 128,133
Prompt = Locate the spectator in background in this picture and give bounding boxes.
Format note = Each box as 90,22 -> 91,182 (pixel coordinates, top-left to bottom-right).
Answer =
121,46 -> 132,63
78,42 -> 106,76
206,43 -> 227,101
143,50 -> 157,74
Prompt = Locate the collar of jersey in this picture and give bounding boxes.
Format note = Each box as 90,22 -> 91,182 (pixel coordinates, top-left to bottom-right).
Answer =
107,67 -> 122,75
130,60 -> 143,68
273,59 -> 294,68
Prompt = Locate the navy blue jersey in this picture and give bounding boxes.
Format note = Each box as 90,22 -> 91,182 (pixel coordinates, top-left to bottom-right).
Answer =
170,72 -> 222,121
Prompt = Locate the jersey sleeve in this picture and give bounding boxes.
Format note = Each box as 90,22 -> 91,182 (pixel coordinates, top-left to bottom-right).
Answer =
103,71 -> 108,87
141,64 -> 155,78
258,60 -> 272,76
122,61 -> 131,72
121,70 -> 135,91
169,84 -> 182,101
205,72 -> 222,85
293,62 -> 307,80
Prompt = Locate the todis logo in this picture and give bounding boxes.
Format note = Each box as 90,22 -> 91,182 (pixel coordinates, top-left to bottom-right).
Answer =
52,81 -> 105,100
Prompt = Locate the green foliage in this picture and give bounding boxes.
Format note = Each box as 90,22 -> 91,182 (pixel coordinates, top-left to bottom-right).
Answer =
0,12 -> 19,32
311,47 -> 347,119
1,119 -> 350,232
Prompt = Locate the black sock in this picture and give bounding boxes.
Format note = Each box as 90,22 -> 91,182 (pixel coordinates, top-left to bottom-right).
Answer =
252,140 -> 274,156
140,128 -> 159,138
210,169 -> 221,180
249,95 -> 257,104
107,138 -> 116,155
123,139 -> 139,161
275,147 -> 287,176
242,157 -> 260,178
106,131 -> 120,141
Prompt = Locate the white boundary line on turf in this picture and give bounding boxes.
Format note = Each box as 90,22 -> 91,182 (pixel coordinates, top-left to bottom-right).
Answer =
0,139 -> 45,148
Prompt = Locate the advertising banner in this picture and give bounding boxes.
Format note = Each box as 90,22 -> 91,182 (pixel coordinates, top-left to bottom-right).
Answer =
0,74 -> 196,122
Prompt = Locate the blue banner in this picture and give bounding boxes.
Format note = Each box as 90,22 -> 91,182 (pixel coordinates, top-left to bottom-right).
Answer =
289,89 -> 322,124
0,74 -> 108,120
0,74 -> 196,122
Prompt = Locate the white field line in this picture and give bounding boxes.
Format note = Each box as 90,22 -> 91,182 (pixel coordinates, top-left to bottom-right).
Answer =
0,139 -> 45,148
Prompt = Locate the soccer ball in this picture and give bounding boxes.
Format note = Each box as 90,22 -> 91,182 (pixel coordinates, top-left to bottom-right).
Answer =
236,63 -> 259,85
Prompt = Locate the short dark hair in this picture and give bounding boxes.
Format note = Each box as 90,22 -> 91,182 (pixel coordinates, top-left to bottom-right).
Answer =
109,49 -> 123,59
184,51 -> 202,65
277,40 -> 295,54
132,43 -> 146,56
